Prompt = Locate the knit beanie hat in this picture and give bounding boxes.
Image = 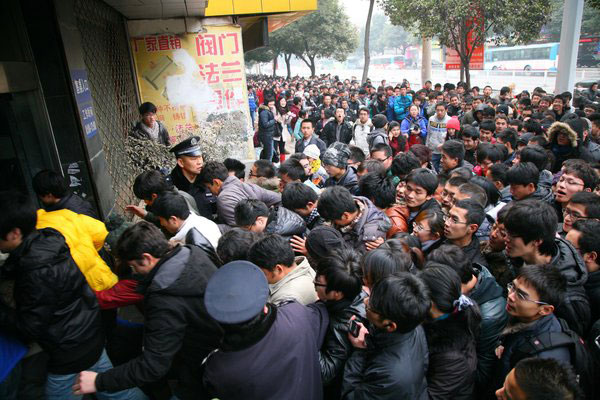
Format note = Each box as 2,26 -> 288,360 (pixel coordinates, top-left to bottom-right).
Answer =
447,116 -> 460,131
372,114 -> 388,129
303,144 -> 321,160
322,142 -> 351,168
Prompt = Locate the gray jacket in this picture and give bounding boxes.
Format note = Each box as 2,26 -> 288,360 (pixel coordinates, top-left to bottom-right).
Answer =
269,257 -> 317,306
217,176 -> 281,226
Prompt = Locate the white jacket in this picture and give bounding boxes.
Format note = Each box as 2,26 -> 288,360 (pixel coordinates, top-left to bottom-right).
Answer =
172,212 -> 221,249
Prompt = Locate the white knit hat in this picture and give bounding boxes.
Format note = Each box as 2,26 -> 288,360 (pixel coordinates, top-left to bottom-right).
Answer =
303,144 -> 321,160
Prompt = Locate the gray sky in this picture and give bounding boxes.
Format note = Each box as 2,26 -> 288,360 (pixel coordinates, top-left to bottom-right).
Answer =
342,0 -> 385,29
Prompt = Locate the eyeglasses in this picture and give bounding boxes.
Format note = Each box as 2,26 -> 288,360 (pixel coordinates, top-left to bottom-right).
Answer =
557,176 -> 584,187
507,282 -> 549,305
562,208 -> 593,220
372,156 -> 390,163
313,280 -> 327,288
412,222 -> 431,233
443,214 -> 469,225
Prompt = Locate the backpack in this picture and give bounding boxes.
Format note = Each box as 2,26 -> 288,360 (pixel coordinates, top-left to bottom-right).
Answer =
510,318 -> 596,398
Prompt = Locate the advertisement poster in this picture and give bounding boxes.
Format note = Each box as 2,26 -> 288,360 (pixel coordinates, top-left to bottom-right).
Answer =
130,26 -> 251,149
445,17 -> 485,71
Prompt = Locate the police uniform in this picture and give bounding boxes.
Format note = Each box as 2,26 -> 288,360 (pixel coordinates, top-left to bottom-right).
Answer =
168,136 -> 216,220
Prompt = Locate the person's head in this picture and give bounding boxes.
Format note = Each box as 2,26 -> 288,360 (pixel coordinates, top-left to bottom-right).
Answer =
507,264 -> 565,322
496,357 -> 583,400
115,221 -> 170,275
555,160 -> 598,204
223,158 -> 246,180
507,162 -> 540,200
567,219 -> 600,274
322,142 -> 352,179
361,240 -> 414,290
300,119 -> 314,139
278,159 -> 307,192
248,234 -> 295,284
358,172 -> 396,210
435,102 -> 447,119
322,93 -> 332,106
139,102 -> 157,127
552,95 -> 564,113
444,199 -> 485,243
440,140 -> 465,172
358,107 -> 369,123
562,191 -> 600,233
281,182 -> 318,217
335,108 -> 345,123
387,121 -> 401,138
317,186 -> 357,227
305,225 -> 346,266
367,273 -> 430,333
486,163 -> 509,191
442,176 -> 469,210
519,145 -> 549,172
584,103 -> 598,118
497,128 -> 518,152
264,96 -> 275,108
479,120 -> 496,142
315,247 -> 362,302
357,159 -> 386,178
152,192 -> 191,233
408,144 -> 432,168
470,175 -> 501,206
32,170 -> 69,206
250,159 -> 276,180
427,244 -> 475,291
0,191 -> 37,253
482,106 -> 496,121
404,168 -> 437,209
412,208 -> 444,244
370,144 -> 393,170
460,126 -> 479,151
217,228 -> 259,265
495,115 -> 509,133
390,152 -> 421,183
476,142 -> 503,175
504,200 -> 557,259
348,146 -> 366,170
234,199 -> 270,232
539,96 -> 552,111
199,161 -> 229,195
454,182 -> 488,208
488,206 -> 509,252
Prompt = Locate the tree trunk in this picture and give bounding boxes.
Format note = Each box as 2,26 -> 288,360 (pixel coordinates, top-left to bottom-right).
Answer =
310,56 -> 316,77
284,53 -> 292,79
362,0 -> 375,84
464,61 -> 471,89
460,65 -> 465,82
421,36 -> 432,88
272,56 -> 278,77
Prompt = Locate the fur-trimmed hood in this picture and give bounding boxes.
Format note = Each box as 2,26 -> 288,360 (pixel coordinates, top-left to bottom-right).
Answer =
547,121 -> 578,147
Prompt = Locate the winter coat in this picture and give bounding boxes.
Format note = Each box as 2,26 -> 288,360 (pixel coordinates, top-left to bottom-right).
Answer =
369,100 -> 387,118
169,166 -> 215,220
385,205 -> 410,238
585,270 -> 600,324
248,94 -> 257,113
131,120 -> 170,146
0,229 -> 104,374
468,264 -> 509,390
217,176 -> 281,226
337,197 -> 392,253
96,245 -> 222,398
427,115 -> 451,153
499,186 -> 512,203
341,326 -> 429,400
258,105 -> 276,137
171,212 -> 222,250
324,167 -> 360,195
546,121 -> 594,172
522,185 -> 555,204
400,115 -> 428,141
268,256 -> 317,306
35,209 -> 117,291
42,192 -> 98,219
322,120 -> 353,147
441,159 -> 474,178
393,94 -> 412,121
493,315 -> 571,391
265,206 -> 307,238
203,301 -> 329,400
424,313 -> 478,400
295,135 -> 327,157
351,119 -> 373,154
386,96 -> 396,122
366,128 -> 389,151
585,139 -> 600,162
446,235 -> 488,268
145,187 -> 200,230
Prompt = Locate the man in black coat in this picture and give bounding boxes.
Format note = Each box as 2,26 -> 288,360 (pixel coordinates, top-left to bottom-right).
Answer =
168,136 -> 216,220
202,260 -> 329,400
295,119 -> 327,156
74,221 -> 222,399
443,200 -> 489,267
33,169 -> 98,219
321,108 -> 353,147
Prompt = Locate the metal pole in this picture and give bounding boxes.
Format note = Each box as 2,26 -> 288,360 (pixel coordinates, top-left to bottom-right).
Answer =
421,36 -> 432,88
554,0 -> 584,94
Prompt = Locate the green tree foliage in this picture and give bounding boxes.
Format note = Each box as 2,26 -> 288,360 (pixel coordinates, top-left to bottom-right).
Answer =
378,0 -> 552,86
544,0 -> 600,37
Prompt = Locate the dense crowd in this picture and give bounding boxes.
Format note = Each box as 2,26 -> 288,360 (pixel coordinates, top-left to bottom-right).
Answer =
2,73 -> 600,400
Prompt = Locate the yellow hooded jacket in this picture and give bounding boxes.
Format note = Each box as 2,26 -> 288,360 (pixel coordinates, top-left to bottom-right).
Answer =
36,209 -> 118,291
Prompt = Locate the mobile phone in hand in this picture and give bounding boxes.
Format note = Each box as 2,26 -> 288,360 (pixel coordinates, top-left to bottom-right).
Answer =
348,319 -> 360,338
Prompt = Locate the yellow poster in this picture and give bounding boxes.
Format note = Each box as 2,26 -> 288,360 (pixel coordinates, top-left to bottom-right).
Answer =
130,26 -> 252,158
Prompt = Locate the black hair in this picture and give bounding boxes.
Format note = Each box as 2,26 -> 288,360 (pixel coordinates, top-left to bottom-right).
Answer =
427,244 -> 473,284
504,200 -> 557,256
301,119 -> 314,128
450,167 -> 474,180
358,106 -> 369,114
500,86 -> 510,96
132,170 -> 171,200
223,158 -> 246,180
435,102 -> 447,110
506,162 -> 540,188
441,140 -> 465,163
454,199 -> 485,227
494,143 -> 509,161
139,102 -> 157,115
475,142 -> 503,164
234,199 -> 269,227
152,191 -> 191,220
363,240 -> 414,287
248,234 -> 295,271
516,264 -> 566,308
563,160 -> 599,190
317,186 -> 357,221
369,273 -> 430,333
461,126 -> 480,140
0,190 -> 37,240
572,219 -> 600,258
420,209 -> 445,236
479,119 -> 496,132
199,161 -> 229,184
514,358 -> 583,400
279,159 -> 307,182
370,143 -> 393,158
357,159 -> 386,176
253,160 -> 276,179
569,191 -> 600,219
282,182 -> 318,211
488,163 -> 509,186
524,120 -> 544,135
497,128 -> 518,149
457,182 -> 488,208
358,172 -> 397,209
217,228 -> 260,265
115,221 -> 169,262
348,145 -> 366,164
470,176 -> 500,206
529,135 -> 548,147
482,106 -> 496,118
447,176 -> 469,188
520,145 -> 549,171
406,168 -> 438,195
391,152 -> 421,178
317,247 -> 362,299
32,170 -> 69,198
409,144 -> 432,165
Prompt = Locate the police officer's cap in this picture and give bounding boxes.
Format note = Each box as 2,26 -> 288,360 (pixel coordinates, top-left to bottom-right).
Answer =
169,136 -> 202,157
204,260 -> 269,324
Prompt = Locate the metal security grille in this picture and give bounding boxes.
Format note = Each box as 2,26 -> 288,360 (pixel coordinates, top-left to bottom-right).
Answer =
74,0 -> 138,215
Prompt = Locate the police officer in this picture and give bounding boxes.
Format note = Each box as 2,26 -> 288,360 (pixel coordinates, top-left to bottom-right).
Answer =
168,136 -> 216,220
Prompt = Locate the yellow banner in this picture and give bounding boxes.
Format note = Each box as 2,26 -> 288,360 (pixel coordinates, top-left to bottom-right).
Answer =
130,26 -> 251,157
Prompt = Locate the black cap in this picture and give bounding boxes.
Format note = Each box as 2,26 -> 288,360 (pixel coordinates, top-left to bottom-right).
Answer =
204,260 -> 269,324
169,136 -> 202,157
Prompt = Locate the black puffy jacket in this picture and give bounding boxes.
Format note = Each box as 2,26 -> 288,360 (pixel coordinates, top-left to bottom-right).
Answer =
320,291 -> 367,397
0,228 -> 103,374
95,245 -> 223,398
265,206 -> 307,238
43,192 -> 98,219
585,271 -> 600,324
324,167 -> 360,195
341,326 -> 429,399
321,120 -> 353,147
258,105 -> 276,137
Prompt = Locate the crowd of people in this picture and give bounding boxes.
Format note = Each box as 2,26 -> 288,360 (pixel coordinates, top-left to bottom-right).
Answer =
2,73 -> 600,400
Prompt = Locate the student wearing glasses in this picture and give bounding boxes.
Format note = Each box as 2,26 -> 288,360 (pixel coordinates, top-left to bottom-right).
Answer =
441,199 -> 488,267
553,159 -> 598,222
559,191 -> 600,237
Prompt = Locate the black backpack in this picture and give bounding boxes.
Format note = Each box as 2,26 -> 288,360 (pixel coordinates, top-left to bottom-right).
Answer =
510,318 -> 596,399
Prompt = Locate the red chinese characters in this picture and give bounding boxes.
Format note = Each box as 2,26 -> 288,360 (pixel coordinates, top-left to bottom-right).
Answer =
143,35 -> 182,52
